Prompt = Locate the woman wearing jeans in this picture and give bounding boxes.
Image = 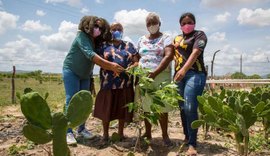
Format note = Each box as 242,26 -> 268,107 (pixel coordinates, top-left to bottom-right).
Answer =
63,16 -> 124,145
173,12 -> 207,155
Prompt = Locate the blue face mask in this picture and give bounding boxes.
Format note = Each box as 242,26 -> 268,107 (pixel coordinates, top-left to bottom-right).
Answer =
112,31 -> 123,40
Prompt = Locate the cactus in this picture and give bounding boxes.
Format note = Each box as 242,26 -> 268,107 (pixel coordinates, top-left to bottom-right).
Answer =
19,90 -> 93,156
192,89 -> 261,155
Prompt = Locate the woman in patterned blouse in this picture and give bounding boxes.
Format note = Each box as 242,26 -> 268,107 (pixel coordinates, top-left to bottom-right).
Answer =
94,22 -> 139,141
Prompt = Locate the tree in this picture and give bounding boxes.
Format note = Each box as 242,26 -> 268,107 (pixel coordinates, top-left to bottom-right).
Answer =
231,72 -> 246,79
247,74 -> 261,79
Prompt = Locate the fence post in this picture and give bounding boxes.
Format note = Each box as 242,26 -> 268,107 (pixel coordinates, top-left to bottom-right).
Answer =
11,66 -> 16,104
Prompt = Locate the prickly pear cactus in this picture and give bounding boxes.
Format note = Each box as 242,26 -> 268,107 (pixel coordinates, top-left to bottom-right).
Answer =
23,124 -> 52,144
66,90 -> 93,128
20,89 -> 93,156
20,92 -> 52,130
52,112 -> 69,156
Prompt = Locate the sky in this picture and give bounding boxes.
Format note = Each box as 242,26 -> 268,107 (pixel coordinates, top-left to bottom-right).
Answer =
0,0 -> 270,76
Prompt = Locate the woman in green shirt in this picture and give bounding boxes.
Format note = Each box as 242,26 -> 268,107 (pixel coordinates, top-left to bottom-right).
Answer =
63,16 -> 124,145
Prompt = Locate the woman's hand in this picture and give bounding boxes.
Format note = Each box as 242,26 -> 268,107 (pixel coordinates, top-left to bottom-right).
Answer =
111,62 -> 124,73
148,72 -> 157,79
174,68 -> 187,82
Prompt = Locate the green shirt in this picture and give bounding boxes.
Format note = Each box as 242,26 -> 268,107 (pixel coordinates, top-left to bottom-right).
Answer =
63,31 -> 96,79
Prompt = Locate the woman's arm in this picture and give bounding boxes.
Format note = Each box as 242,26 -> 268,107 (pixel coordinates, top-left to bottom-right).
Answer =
174,48 -> 201,81
149,45 -> 174,79
92,54 -> 124,73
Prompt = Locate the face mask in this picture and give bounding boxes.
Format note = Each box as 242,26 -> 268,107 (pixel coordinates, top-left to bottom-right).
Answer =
181,24 -> 195,34
147,24 -> 159,34
112,30 -> 123,40
93,27 -> 101,37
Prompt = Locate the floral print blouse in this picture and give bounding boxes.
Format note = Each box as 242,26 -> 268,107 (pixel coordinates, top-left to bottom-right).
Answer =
98,41 -> 137,90
137,34 -> 172,72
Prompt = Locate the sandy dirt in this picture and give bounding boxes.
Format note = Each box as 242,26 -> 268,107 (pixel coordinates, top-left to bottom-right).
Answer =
0,105 -> 269,156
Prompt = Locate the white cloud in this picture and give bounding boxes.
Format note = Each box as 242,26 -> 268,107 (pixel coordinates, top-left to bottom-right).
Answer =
237,8 -> 270,27
0,11 -> 19,35
80,7 -> 90,14
216,12 -> 231,22
200,27 -> 209,33
21,20 -> 52,32
95,0 -> 104,4
45,0 -> 81,6
201,0 -> 269,7
36,10 -> 46,16
204,44 -> 270,75
114,9 -> 150,38
40,20 -> 77,52
0,35 -> 66,73
209,32 -> 226,42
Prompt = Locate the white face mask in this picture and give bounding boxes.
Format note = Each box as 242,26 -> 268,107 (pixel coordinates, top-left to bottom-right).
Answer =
147,24 -> 159,34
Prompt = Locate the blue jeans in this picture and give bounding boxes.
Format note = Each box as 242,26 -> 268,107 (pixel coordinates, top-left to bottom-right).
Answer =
63,68 -> 90,133
176,70 -> 206,147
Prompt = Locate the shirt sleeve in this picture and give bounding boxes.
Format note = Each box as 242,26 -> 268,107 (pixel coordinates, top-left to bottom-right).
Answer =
193,31 -> 207,52
163,34 -> 173,47
76,31 -> 96,61
127,42 -> 138,55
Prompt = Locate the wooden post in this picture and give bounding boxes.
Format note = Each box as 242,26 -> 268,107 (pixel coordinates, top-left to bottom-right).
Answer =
11,66 -> 16,104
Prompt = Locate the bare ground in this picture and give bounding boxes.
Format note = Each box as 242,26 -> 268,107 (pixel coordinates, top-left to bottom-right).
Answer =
0,105 -> 269,156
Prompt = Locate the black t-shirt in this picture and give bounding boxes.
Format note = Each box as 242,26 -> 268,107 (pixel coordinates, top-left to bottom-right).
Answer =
174,30 -> 207,73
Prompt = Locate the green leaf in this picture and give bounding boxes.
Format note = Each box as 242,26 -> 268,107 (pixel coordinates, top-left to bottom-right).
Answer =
236,114 -> 249,137
248,94 -> 259,105
254,101 -> 265,114
191,120 -> 205,129
197,96 -> 206,105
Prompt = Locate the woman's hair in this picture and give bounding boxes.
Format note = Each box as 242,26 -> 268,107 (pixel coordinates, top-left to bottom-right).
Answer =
78,16 -> 98,35
146,12 -> 161,24
94,17 -> 111,50
78,16 -> 111,50
110,22 -> 123,31
179,12 -> 196,24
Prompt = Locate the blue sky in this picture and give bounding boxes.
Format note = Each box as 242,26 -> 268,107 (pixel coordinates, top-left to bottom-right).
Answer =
0,0 -> 270,76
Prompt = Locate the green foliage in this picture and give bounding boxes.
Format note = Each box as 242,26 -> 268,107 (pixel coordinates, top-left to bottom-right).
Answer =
247,74 -> 261,79
249,133 -> 270,152
125,66 -> 183,152
126,66 -> 182,124
8,144 -> 27,155
194,86 -> 270,155
19,89 -> 93,156
231,72 -> 246,79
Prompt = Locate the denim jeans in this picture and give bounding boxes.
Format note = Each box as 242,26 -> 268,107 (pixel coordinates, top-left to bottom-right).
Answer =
176,70 -> 206,147
63,68 -> 90,133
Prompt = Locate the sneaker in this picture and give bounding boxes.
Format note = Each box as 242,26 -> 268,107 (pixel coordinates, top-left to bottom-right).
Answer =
78,129 -> 95,139
66,132 -> 77,145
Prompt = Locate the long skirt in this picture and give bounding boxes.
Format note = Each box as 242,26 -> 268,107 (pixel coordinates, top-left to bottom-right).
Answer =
94,87 -> 134,122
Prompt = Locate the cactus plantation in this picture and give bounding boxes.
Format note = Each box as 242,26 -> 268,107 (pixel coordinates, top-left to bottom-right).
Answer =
18,89 -> 93,156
